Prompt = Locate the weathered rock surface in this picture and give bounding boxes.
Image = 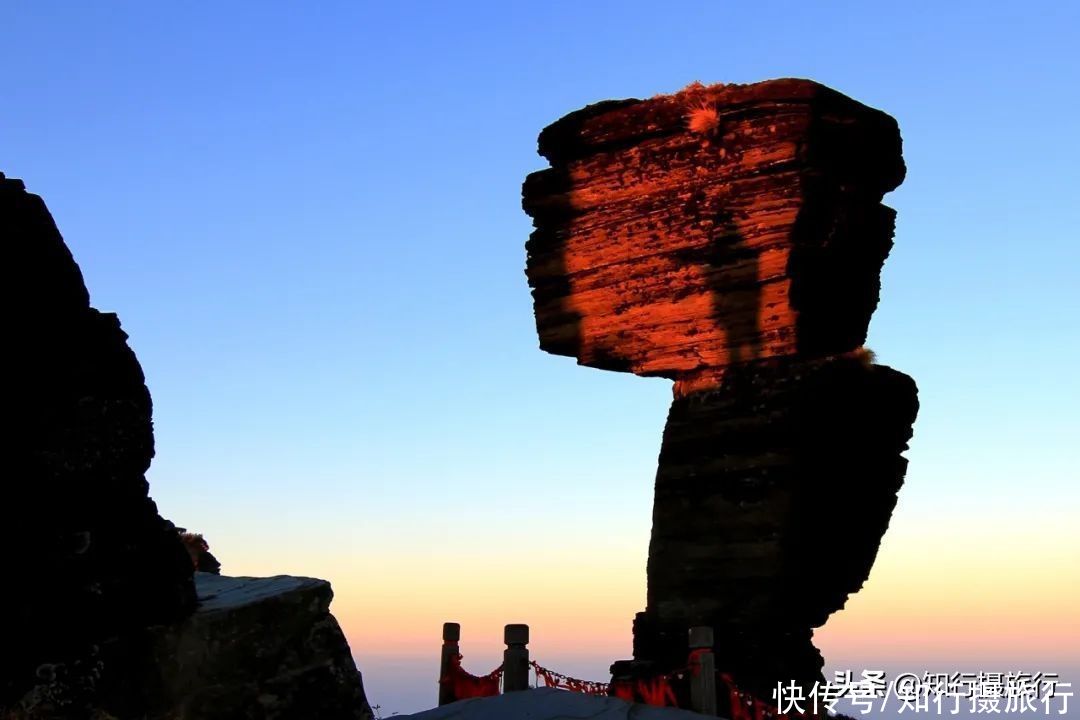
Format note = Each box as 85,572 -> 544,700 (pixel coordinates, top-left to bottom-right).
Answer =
524,79 -> 905,395
2,171 -> 196,713
635,356 -> 918,700
119,573 -> 374,720
522,80 -> 919,703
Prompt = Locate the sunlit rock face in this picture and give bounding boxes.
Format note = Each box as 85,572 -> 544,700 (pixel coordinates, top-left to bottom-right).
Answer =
522,80 -> 919,701
523,79 -> 905,391
1,172 -> 197,714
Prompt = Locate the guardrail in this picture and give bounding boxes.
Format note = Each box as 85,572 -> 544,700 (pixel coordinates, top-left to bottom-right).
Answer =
436,621 -> 724,716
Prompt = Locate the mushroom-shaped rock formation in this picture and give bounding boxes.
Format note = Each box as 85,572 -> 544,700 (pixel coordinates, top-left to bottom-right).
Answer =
522,79 -> 919,704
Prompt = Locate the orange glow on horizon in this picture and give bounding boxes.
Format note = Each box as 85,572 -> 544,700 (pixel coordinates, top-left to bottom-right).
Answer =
218,504 -> 1079,674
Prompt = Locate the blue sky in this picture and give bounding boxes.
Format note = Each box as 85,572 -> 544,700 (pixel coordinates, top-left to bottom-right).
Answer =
4,2 -> 1079,714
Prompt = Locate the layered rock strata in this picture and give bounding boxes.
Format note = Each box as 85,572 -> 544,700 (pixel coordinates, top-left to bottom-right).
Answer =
522,80 -> 919,701
633,356 -> 918,700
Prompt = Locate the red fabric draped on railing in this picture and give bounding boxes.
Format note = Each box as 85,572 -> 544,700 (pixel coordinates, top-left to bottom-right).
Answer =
610,679 -> 636,702
719,672 -> 807,720
688,648 -> 709,677
533,661 -> 680,707
531,662 -> 611,696
441,649 -> 804,717
439,654 -> 503,702
632,675 -> 680,706
530,659 -> 800,717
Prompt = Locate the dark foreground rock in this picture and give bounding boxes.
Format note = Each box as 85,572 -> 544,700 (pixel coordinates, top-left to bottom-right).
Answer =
2,170 -> 195,713
1,173 -> 372,719
635,356 -> 918,700
126,573 -> 374,720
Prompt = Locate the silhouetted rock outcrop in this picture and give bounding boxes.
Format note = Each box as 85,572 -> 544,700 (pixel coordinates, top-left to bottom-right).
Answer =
1,173 -> 372,719
522,80 -> 919,703
130,574 -> 373,720
2,171 -> 196,714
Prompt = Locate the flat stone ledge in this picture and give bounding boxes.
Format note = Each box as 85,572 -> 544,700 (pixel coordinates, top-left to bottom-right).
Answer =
194,572 -> 331,613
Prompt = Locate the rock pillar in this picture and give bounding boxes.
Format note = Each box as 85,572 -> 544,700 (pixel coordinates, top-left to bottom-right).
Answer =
522,79 -> 919,700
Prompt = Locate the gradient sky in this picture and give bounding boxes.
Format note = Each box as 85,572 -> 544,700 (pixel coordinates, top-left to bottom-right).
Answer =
3,2 -> 1078,716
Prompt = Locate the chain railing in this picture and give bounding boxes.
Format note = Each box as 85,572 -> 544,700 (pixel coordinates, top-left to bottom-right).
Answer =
436,621 -> 811,718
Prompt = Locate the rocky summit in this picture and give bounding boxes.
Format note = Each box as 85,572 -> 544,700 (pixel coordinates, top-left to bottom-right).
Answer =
523,79 -> 919,703
2,171 -> 197,713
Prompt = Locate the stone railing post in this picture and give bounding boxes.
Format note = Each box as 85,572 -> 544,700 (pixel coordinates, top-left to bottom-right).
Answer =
438,622 -> 461,705
689,626 -> 717,716
502,623 -> 530,692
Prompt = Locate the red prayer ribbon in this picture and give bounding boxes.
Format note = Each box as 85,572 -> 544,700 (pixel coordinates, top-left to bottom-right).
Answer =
439,653 -> 503,702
